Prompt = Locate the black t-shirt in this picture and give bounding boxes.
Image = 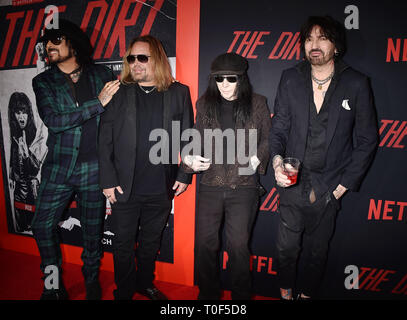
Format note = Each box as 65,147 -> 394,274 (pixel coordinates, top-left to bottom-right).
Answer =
219,97 -> 236,167
131,84 -> 166,195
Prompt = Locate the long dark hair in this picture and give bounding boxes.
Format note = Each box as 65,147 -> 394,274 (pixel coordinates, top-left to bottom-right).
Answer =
43,19 -> 94,66
202,73 -> 253,127
300,15 -> 347,59
67,35 -> 93,66
8,92 -> 36,146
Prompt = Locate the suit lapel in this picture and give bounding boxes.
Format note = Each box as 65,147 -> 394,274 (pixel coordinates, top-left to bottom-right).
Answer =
126,84 -> 137,121
52,67 -> 77,109
294,62 -> 311,150
86,65 -> 97,96
324,77 -> 344,153
163,89 -> 171,132
123,85 -> 137,150
298,78 -> 311,142
84,65 -> 102,126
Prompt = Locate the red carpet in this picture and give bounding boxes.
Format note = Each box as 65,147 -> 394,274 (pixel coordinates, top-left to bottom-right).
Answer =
0,249 -> 277,300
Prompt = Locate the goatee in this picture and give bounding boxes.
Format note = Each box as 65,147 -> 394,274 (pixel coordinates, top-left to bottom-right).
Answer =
47,50 -> 74,65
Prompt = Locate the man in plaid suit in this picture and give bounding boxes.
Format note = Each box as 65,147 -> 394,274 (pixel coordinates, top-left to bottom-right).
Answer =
31,19 -> 119,300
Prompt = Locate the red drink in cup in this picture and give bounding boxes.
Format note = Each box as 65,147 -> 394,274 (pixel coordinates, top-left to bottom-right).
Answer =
282,157 -> 300,186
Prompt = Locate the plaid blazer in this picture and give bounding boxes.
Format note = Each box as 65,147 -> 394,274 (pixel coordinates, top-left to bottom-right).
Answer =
32,63 -> 114,183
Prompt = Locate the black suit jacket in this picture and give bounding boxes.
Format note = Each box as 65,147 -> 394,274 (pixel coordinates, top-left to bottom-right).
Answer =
98,81 -> 194,202
270,60 -> 378,193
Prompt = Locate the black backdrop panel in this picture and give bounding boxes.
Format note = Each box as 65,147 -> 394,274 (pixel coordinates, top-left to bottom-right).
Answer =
199,0 -> 407,299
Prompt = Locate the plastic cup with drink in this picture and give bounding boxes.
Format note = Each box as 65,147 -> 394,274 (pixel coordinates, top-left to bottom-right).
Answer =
281,157 -> 300,186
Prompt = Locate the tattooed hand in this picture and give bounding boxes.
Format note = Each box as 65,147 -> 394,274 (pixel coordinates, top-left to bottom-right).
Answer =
98,80 -> 120,107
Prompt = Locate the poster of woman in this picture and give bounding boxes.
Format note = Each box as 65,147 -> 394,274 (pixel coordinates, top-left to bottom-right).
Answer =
7,91 -> 46,234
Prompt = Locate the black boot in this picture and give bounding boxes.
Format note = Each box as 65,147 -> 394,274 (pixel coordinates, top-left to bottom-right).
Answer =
136,285 -> 168,300
40,267 -> 68,300
40,283 -> 68,300
86,281 -> 102,300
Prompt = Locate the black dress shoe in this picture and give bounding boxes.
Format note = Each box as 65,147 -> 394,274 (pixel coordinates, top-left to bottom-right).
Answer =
197,292 -> 221,300
113,289 -> 134,300
86,281 -> 102,300
40,287 -> 69,300
296,293 -> 312,300
136,286 -> 168,300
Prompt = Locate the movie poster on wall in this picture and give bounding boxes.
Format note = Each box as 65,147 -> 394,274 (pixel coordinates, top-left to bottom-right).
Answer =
0,0 -> 177,263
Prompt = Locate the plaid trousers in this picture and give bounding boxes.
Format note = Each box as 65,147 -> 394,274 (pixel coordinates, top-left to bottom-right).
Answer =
32,160 -> 105,284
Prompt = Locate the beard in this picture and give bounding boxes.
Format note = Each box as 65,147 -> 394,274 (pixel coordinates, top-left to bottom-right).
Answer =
131,71 -> 147,83
306,49 -> 335,66
129,63 -> 155,84
131,69 -> 148,83
47,49 -> 74,65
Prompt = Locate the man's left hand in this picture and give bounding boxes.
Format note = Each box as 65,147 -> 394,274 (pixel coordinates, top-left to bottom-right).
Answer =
333,184 -> 348,199
173,181 -> 188,196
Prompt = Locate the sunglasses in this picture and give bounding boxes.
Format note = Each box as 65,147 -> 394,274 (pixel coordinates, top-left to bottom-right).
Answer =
214,75 -> 238,83
126,54 -> 151,64
43,36 -> 65,46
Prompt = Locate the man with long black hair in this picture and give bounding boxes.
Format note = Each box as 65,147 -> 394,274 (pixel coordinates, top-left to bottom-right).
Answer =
31,19 -> 119,300
183,53 -> 271,299
270,16 -> 378,299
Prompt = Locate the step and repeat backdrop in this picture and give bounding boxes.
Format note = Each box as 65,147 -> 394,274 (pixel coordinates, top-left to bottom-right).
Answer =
199,0 -> 407,299
0,0 -> 406,300
0,0 -> 176,263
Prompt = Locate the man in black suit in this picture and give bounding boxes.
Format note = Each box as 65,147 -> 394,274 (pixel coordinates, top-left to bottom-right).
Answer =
98,35 -> 193,300
270,16 -> 378,300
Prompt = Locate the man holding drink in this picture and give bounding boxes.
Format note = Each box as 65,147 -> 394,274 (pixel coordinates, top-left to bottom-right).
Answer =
270,16 -> 378,299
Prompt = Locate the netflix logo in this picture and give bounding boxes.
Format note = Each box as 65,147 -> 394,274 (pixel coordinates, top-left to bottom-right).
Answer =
368,199 -> 407,221
345,265 -> 407,295
386,38 -> 407,62
222,251 -> 277,276
227,31 -> 301,61
379,119 -> 407,148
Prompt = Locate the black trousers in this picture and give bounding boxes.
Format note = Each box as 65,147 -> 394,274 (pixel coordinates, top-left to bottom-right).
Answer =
195,185 -> 259,300
110,193 -> 172,299
276,185 -> 339,298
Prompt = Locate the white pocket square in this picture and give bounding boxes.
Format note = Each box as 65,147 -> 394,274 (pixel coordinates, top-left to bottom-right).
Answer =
342,99 -> 351,110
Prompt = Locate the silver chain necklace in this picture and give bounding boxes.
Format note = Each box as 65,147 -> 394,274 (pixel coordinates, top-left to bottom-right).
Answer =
138,83 -> 156,94
311,70 -> 334,90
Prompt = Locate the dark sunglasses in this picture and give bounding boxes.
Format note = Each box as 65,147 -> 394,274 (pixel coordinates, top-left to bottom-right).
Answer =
214,75 -> 238,83
43,36 -> 65,46
126,54 -> 151,64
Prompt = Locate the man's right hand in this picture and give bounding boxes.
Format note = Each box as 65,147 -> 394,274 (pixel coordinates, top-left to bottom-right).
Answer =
273,155 -> 291,188
183,155 -> 211,172
98,80 -> 120,107
103,186 -> 123,203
